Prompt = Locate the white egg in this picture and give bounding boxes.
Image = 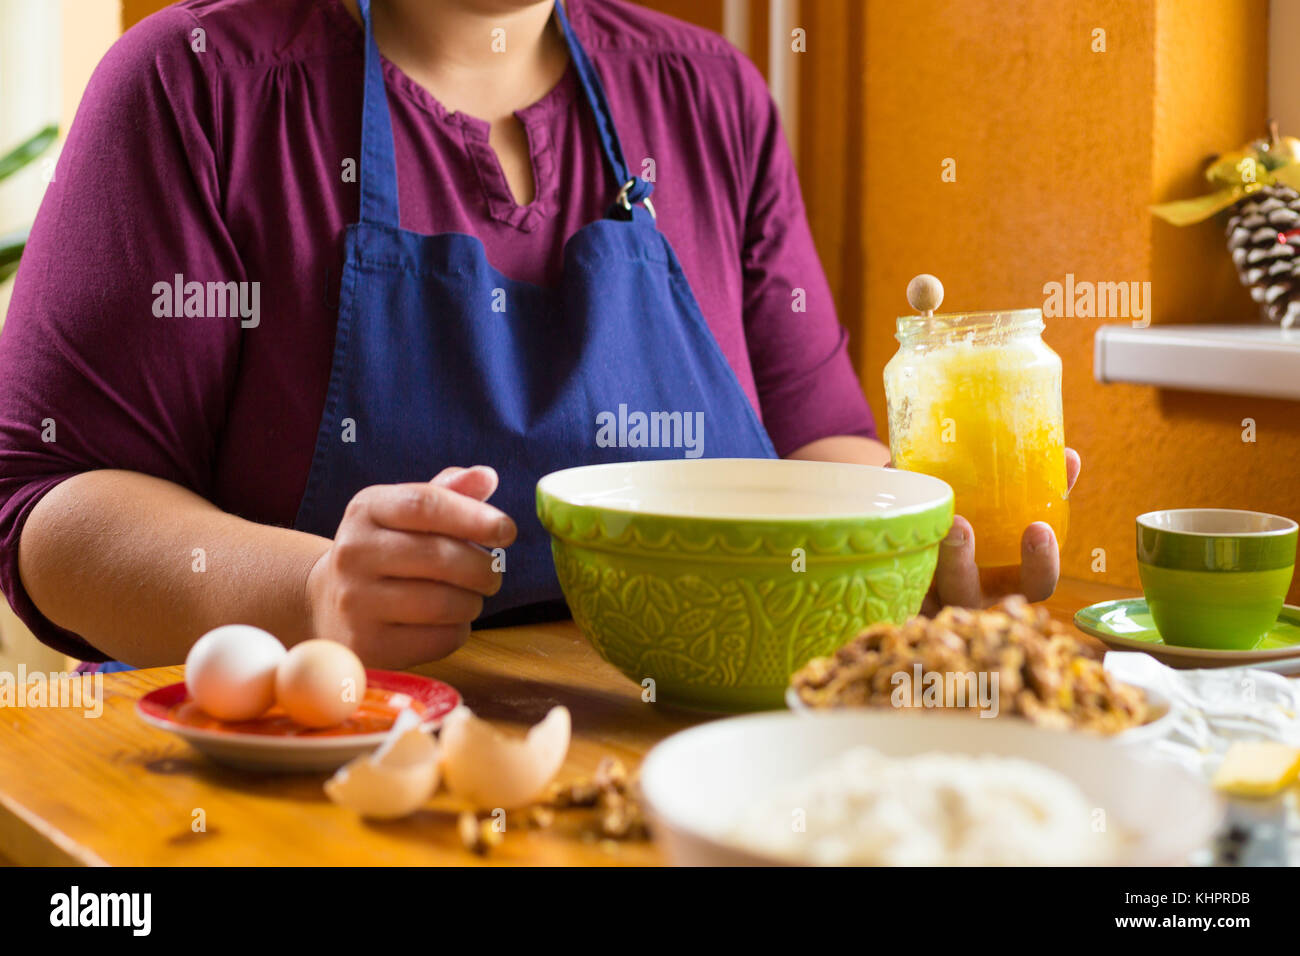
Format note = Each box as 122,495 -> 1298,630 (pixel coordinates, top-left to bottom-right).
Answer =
440,705 -> 571,810
275,639 -> 367,728
324,709 -> 441,819
185,624 -> 286,722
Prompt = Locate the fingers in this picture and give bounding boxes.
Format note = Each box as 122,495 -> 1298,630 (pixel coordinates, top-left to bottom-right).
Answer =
1018,521 -> 1060,602
320,470 -> 514,667
327,569 -> 483,636
342,528 -> 503,595
433,464 -> 500,502
931,516 -> 982,608
351,480 -> 516,548
372,622 -> 473,667
431,466 -> 465,485
919,589 -> 942,617
357,578 -> 485,626
1065,447 -> 1081,493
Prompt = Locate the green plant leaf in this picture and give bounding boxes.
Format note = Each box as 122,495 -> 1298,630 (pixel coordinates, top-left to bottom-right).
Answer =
0,227 -> 31,282
0,125 -> 58,182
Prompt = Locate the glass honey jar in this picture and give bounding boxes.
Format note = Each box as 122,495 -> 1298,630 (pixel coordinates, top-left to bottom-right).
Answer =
883,276 -> 1069,569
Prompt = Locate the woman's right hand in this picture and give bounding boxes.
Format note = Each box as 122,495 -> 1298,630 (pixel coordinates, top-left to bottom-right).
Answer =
304,465 -> 516,668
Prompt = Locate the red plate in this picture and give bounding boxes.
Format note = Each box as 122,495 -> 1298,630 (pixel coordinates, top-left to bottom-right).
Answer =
137,670 -> 461,772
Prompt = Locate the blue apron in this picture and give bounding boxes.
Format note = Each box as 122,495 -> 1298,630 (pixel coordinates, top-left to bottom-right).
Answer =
291,0 -> 776,626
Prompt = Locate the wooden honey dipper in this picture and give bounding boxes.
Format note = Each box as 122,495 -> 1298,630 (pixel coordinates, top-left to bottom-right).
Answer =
906,273 -> 944,317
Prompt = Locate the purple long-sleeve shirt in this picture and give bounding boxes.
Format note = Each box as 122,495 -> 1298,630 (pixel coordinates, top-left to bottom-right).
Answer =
0,0 -> 875,661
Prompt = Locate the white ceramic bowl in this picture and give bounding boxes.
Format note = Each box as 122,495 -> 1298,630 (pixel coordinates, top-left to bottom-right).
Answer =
640,710 -> 1220,866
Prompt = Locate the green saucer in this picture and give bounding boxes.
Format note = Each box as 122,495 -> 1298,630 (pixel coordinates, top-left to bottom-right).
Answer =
1074,598 -> 1300,668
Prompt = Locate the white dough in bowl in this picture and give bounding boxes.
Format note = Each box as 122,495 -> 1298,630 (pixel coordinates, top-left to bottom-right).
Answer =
727,747 -> 1119,866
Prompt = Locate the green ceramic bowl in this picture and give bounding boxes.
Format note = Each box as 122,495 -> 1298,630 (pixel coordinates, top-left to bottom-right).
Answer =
1137,508 -> 1298,650
536,459 -> 954,711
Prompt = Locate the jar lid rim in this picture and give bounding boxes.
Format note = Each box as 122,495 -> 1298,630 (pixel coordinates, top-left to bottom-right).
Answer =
896,307 -> 1043,323
895,308 -> 1044,337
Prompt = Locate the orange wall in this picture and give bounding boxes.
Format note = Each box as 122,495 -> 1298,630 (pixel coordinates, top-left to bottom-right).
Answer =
121,0 -> 161,31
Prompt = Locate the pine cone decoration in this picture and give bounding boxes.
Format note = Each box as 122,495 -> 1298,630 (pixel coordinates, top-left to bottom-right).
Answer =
1225,184 -> 1300,328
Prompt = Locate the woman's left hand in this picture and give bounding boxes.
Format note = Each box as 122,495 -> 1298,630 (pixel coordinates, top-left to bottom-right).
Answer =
920,448 -> 1081,614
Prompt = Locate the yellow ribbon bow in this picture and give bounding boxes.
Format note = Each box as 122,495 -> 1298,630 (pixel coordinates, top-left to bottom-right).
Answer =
1151,133 -> 1300,227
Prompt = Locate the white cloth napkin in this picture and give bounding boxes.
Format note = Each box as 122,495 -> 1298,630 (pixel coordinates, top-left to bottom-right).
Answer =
1104,651 -> 1300,864
1104,651 -> 1300,775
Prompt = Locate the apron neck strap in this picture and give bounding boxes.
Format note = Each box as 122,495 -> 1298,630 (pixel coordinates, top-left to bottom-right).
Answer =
356,0 -> 653,227
358,0 -> 401,227
552,1 -> 653,210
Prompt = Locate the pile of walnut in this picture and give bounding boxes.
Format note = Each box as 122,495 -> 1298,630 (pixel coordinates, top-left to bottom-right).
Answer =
458,756 -> 648,855
790,595 -> 1150,734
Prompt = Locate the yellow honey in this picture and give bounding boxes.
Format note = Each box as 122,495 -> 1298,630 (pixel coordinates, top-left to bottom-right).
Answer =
884,309 -> 1068,568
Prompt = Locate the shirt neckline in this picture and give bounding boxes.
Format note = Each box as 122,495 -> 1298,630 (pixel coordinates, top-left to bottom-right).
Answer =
322,0 -> 578,229
323,0 -> 579,132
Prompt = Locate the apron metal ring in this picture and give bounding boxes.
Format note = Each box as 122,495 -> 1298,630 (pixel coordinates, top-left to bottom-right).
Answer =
616,178 -> 656,220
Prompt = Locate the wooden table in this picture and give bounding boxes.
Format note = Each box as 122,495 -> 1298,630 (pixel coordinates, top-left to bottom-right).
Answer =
0,577 -> 1133,866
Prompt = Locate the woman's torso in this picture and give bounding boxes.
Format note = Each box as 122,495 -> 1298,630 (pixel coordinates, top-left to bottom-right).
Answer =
203,0 -> 757,526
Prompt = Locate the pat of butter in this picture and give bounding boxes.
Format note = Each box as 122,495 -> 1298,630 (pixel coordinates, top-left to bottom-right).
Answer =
1212,741 -> 1300,797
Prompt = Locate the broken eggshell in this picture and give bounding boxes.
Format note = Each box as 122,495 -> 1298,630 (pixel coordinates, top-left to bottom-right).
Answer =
324,709 -> 440,819
440,705 -> 571,810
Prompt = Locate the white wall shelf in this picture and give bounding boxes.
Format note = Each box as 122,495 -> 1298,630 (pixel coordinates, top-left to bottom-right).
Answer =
1094,324 -> 1300,401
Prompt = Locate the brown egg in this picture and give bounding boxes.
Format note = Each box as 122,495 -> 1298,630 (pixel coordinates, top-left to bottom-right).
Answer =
275,640 -> 367,728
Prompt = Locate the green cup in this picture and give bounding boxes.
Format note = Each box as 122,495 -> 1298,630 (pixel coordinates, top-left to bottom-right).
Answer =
1137,509 -> 1298,650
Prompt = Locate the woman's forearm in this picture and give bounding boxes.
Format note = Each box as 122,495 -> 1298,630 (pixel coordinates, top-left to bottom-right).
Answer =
786,434 -> 892,467
18,469 -> 331,666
